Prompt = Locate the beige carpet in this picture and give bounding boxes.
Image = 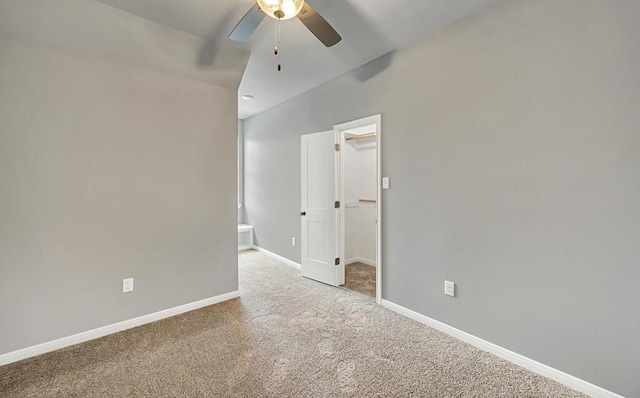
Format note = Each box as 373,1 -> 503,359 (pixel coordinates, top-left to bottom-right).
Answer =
0,250 -> 586,397
343,261 -> 376,298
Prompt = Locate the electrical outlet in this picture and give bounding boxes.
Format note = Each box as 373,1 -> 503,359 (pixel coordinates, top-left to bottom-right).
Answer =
444,280 -> 455,297
292,237 -> 296,246
123,278 -> 134,293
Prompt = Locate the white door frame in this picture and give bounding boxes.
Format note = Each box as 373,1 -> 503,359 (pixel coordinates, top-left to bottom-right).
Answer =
334,114 -> 382,304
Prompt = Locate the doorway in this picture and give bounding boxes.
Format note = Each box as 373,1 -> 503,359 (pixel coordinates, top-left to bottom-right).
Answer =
336,115 -> 382,304
299,115 -> 382,304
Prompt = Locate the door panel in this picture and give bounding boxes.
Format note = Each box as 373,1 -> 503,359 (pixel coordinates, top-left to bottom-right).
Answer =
307,220 -> 328,262
301,131 -> 339,286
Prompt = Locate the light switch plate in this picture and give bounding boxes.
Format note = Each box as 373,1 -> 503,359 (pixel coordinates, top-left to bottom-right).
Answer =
382,177 -> 390,190
444,280 -> 455,297
123,278 -> 134,293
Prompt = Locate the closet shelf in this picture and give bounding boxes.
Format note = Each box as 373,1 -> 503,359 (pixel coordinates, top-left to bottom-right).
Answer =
346,133 -> 376,141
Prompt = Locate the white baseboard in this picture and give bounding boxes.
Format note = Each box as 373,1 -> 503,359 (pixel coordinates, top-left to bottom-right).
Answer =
346,257 -> 376,267
0,290 -> 240,367
380,299 -> 623,398
252,245 -> 302,270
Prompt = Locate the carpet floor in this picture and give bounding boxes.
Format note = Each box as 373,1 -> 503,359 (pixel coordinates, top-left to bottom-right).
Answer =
0,249 -> 586,397
343,262 -> 376,298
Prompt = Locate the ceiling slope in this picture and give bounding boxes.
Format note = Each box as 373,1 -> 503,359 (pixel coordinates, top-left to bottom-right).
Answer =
2,0 -> 501,119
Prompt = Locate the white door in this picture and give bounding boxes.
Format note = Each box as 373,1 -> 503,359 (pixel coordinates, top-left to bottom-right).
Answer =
301,131 -> 343,286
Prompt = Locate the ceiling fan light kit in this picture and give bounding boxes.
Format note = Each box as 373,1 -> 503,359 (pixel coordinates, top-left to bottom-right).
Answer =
256,0 -> 305,20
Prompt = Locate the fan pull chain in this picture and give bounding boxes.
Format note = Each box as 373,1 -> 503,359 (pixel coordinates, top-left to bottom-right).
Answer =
274,18 -> 281,71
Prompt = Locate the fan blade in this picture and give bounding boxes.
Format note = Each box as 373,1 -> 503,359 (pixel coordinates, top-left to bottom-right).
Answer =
229,4 -> 265,41
297,2 -> 341,47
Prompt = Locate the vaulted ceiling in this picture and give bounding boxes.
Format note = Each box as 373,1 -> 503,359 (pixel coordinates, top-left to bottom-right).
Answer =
0,0 -> 501,119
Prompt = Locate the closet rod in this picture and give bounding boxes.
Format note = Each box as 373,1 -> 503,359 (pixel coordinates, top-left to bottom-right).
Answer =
358,198 -> 376,203
345,133 -> 376,141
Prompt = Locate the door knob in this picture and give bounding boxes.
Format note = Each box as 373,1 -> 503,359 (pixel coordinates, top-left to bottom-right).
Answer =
300,211 -> 306,216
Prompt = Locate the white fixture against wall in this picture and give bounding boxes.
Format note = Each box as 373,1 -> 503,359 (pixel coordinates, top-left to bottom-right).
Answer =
292,237 -> 296,246
238,224 -> 254,251
123,278 -> 134,293
444,280 -> 455,297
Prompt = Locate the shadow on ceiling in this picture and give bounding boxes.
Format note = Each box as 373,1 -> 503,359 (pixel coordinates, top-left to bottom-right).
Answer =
350,50 -> 395,83
324,0 -> 396,82
197,8 -> 250,71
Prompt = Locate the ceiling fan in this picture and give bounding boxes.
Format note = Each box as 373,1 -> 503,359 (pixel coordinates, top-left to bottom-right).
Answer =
229,0 -> 342,48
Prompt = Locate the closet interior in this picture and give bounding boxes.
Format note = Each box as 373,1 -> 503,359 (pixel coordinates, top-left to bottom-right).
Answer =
343,130 -> 377,298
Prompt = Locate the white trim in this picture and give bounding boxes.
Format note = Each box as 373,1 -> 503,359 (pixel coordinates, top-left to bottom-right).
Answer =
0,291 -> 240,367
334,114 -> 382,305
345,257 -> 376,267
380,299 -> 624,398
253,245 -> 302,270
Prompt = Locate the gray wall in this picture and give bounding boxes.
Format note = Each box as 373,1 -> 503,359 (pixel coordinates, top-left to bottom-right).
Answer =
243,1 -> 640,396
0,35 -> 239,354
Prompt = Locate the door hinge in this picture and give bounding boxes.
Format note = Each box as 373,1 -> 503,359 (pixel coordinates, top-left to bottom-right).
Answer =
335,257 -> 340,266
334,201 -> 340,209
335,143 -> 340,151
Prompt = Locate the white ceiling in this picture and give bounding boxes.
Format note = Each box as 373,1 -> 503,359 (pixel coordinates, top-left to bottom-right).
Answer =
0,0 -> 501,119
